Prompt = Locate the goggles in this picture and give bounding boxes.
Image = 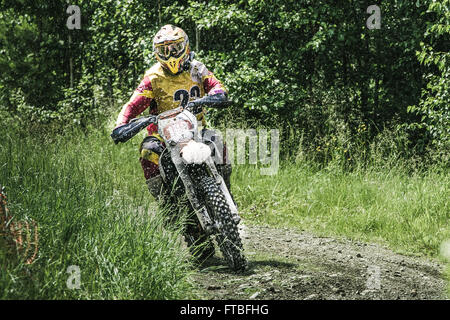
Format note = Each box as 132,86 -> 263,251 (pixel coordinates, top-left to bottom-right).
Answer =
155,39 -> 186,61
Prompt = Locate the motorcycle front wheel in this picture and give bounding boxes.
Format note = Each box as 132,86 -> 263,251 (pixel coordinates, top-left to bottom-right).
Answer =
198,176 -> 247,271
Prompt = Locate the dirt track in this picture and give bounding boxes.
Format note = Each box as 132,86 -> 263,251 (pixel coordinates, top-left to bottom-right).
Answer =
193,224 -> 447,300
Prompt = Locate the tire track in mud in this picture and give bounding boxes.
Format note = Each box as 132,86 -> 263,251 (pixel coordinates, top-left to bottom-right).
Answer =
192,224 -> 447,300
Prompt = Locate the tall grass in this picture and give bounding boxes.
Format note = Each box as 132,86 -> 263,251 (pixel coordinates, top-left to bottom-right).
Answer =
1,113 -> 448,298
233,160 -> 449,257
213,116 -> 449,258
0,122 -> 194,299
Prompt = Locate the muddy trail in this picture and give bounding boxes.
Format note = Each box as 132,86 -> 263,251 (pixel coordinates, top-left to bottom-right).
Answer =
192,224 -> 447,300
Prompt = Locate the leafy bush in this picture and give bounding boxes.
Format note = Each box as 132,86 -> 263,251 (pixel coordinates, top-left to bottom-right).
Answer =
407,0 -> 450,153
0,0 -> 448,164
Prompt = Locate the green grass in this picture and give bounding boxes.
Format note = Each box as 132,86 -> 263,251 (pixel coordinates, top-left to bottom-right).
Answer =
0,123 -> 194,299
232,162 -> 449,258
1,117 -> 448,298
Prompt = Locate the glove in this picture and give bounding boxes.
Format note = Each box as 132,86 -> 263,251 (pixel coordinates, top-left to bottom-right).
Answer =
111,115 -> 156,144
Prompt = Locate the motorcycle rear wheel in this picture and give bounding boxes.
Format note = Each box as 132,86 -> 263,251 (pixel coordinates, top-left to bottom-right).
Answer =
198,176 -> 247,271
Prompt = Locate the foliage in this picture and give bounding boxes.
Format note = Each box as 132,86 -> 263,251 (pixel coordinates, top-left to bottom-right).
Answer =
0,0 -> 448,160
407,0 -> 450,153
1,1 -> 449,297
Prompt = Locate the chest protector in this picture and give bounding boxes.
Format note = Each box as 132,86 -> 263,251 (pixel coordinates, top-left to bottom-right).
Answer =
145,60 -> 210,114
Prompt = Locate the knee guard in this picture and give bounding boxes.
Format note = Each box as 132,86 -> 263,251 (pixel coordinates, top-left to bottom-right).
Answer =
140,135 -> 165,165
139,134 -> 165,180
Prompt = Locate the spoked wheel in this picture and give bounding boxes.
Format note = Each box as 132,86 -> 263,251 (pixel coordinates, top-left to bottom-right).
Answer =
198,176 -> 247,271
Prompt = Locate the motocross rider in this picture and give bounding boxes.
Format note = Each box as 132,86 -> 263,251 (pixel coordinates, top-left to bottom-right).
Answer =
115,24 -> 232,205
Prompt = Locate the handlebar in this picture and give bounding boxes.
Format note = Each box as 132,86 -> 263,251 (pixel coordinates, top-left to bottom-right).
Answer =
111,93 -> 231,144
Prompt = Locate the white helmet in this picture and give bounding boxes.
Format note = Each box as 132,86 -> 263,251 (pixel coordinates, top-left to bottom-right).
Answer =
153,25 -> 190,75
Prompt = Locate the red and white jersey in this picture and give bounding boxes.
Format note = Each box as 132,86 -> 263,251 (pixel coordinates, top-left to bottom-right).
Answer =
116,59 -> 227,134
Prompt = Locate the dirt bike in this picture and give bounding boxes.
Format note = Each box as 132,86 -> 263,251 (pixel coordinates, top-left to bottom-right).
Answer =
111,94 -> 247,271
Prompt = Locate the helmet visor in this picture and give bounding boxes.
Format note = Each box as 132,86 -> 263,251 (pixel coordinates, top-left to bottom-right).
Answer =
155,40 -> 186,61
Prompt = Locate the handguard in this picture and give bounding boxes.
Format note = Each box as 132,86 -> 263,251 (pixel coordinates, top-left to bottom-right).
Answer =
186,93 -> 231,112
110,115 -> 156,144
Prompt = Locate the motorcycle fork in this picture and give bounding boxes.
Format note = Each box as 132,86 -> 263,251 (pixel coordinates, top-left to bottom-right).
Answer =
164,145 -> 216,235
202,136 -> 240,224
204,157 -> 241,224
